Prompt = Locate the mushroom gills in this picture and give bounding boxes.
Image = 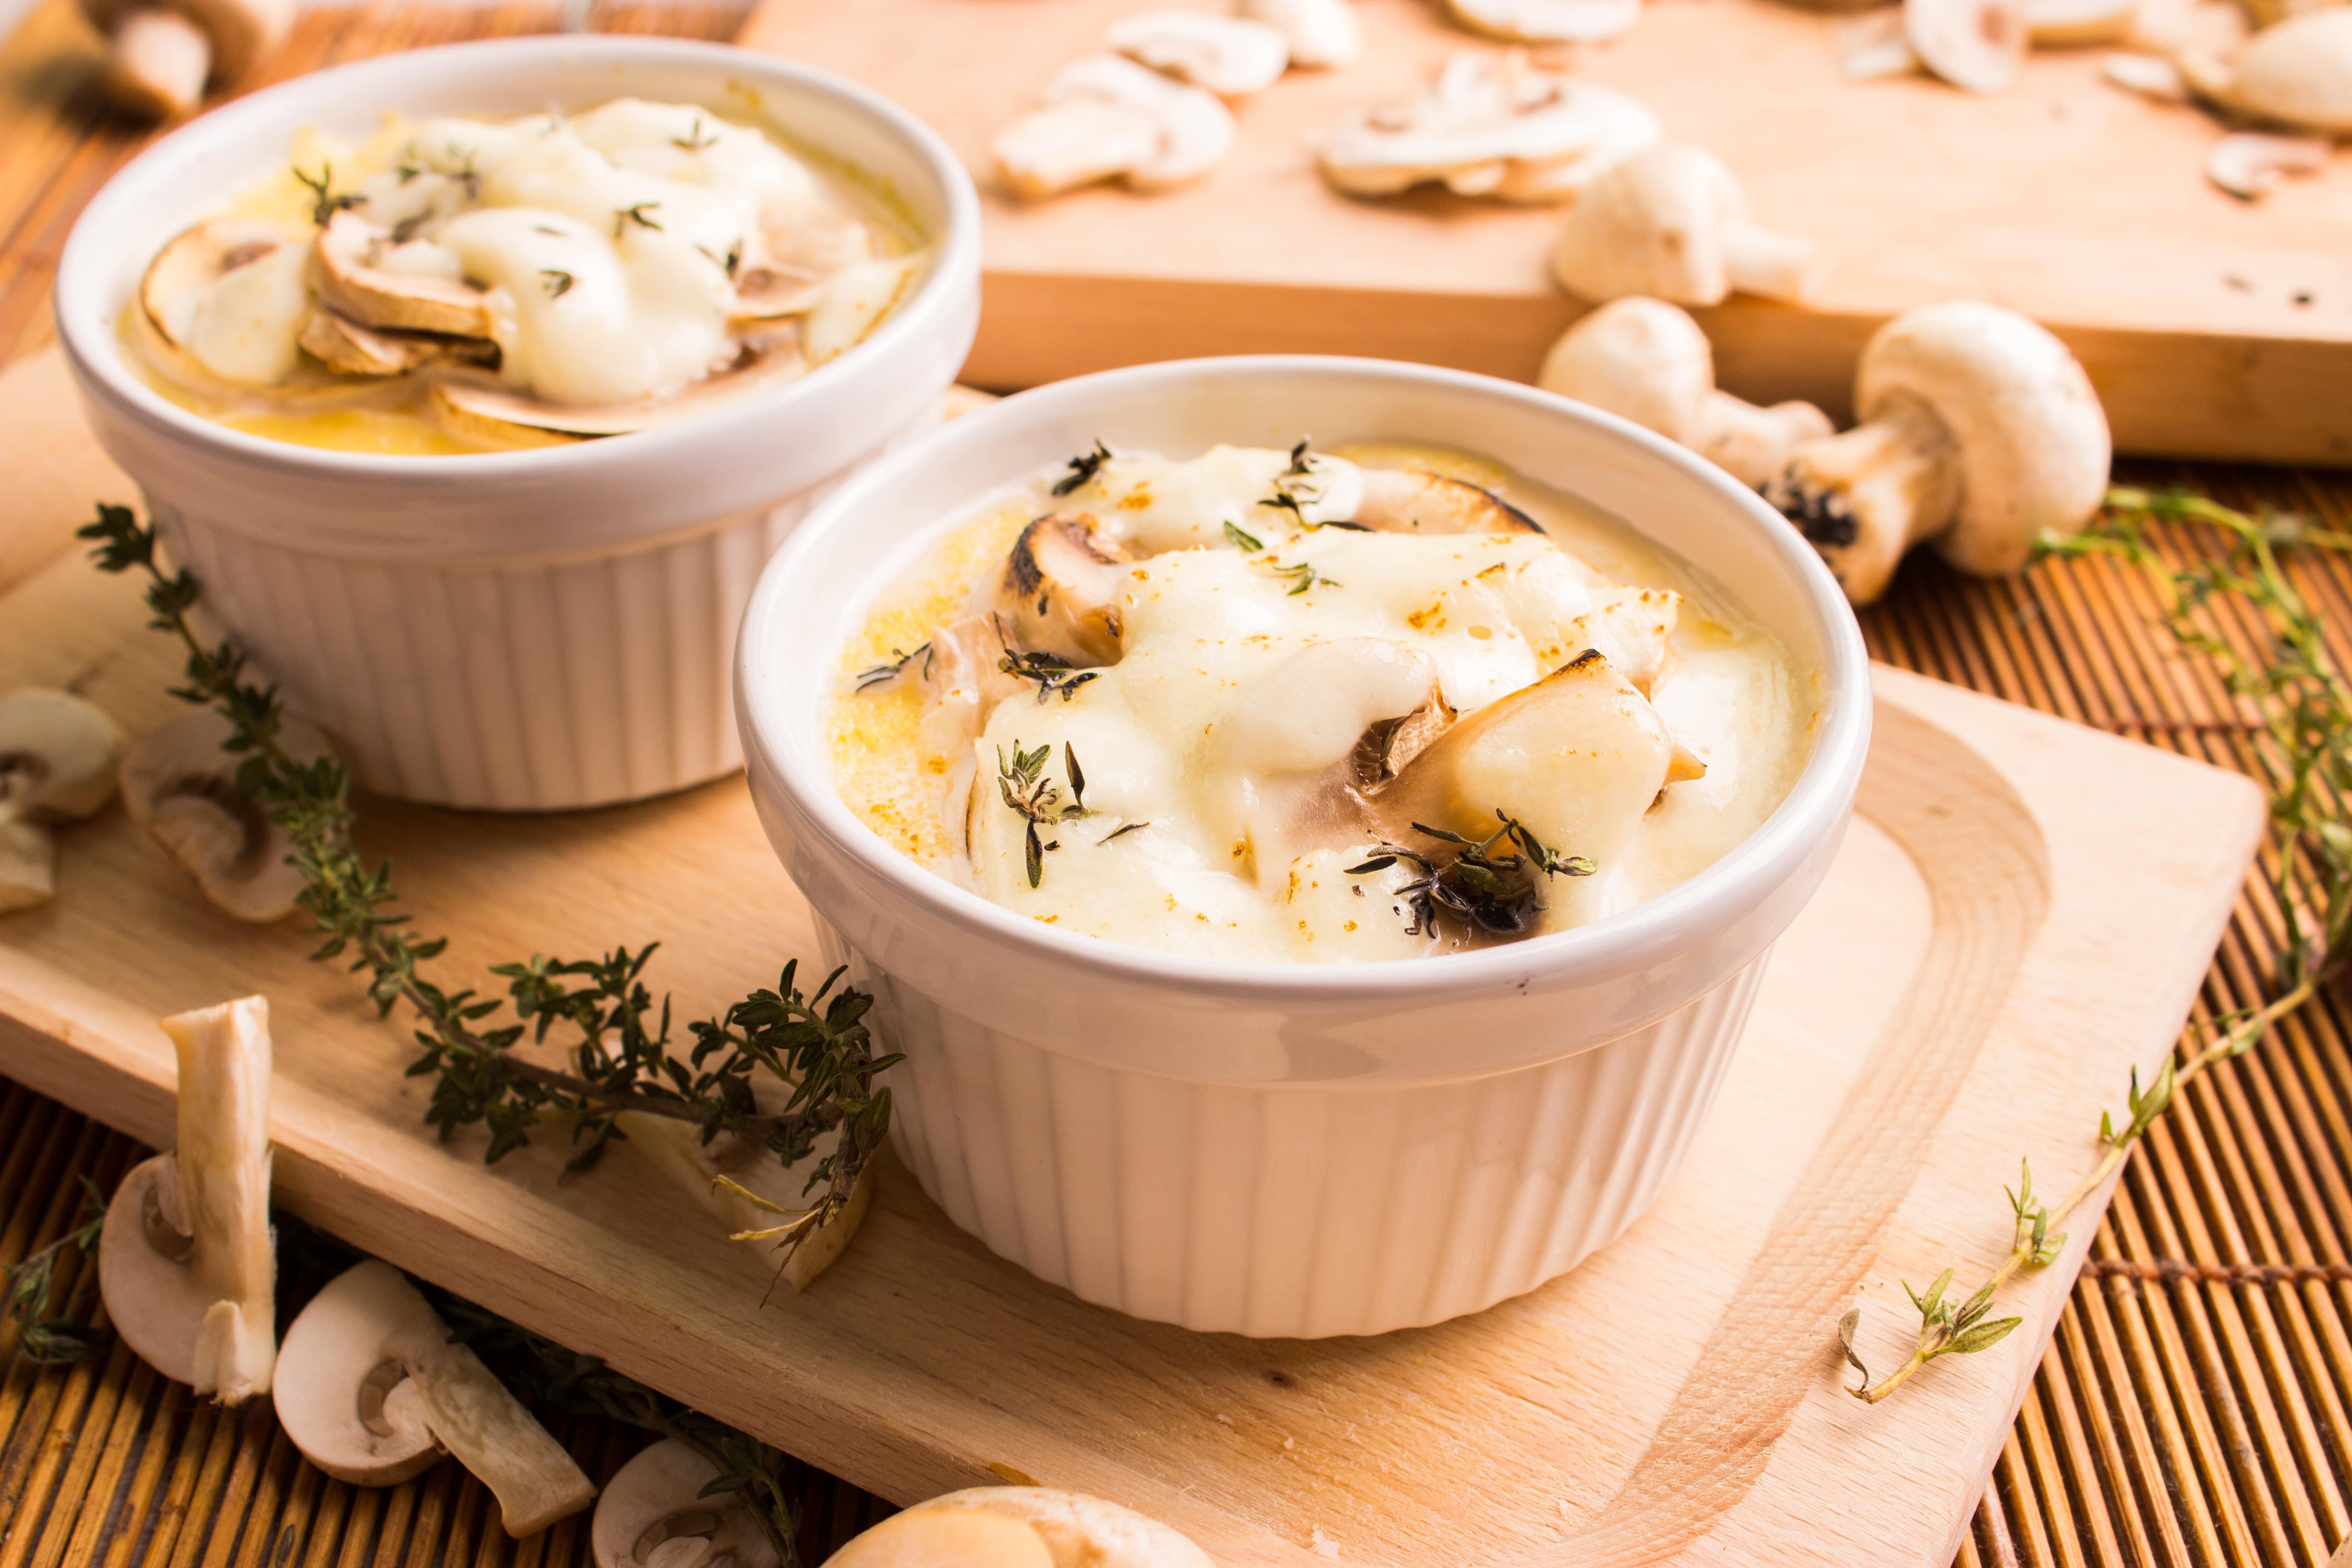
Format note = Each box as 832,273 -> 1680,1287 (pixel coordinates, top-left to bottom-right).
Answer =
310,209 -> 495,338
2205,132 -> 2330,201
592,1440 -> 778,1568
1351,467 -> 1542,535
121,707 -> 332,921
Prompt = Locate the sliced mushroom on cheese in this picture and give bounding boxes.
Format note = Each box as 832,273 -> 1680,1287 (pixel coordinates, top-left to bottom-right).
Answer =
141,218 -> 315,386
1352,467 -> 1543,535
298,306 -> 495,377
997,514 -> 1131,667
310,209 -> 495,339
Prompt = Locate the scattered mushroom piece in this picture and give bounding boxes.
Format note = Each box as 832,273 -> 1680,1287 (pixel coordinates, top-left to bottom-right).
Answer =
138,217 -> 314,386
430,338 -> 806,444
615,1113 -> 876,1293
998,514 -> 1132,667
1446,0 -> 1643,42
826,1487 -> 1215,1568
77,0 -> 292,119
1352,467 -> 1543,534
98,995 -> 276,1403
1238,0 -> 1361,68
310,209 -> 495,339
1108,10 -> 1290,95
275,1260 -> 595,1536
804,254 -> 925,368
1538,297 -> 1834,487
1836,9 -> 1921,78
297,306 -> 495,378
2205,130 -> 2331,198
593,1440 -> 778,1568
121,706 -> 332,922
995,54 -> 1235,200
0,689 -> 124,913
1760,301 -> 2111,606
1550,144 -> 1813,305
2100,49 -> 2189,101
1319,51 -> 1659,204
1905,0 -> 2029,92
2182,9 -> 2352,133
2024,0 -> 2142,45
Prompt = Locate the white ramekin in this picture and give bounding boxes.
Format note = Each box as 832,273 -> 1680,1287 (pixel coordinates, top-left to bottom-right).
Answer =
56,37 -> 980,811
736,358 -> 1871,1339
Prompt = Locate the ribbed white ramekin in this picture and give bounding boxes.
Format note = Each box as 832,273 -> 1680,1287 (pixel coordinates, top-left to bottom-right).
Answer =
738,358 -> 1871,1339
56,37 -> 980,811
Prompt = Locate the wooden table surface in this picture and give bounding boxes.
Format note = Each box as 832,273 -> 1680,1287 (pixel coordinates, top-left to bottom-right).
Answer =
1,5 -> 2350,1566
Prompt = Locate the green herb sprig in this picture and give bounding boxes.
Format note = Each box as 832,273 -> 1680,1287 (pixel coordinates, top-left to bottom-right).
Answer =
291,164 -> 361,228
2,1177 -> 108,1365
996,740 -> 1093,888
1050,441 -> 1113,498
1347,811 -> 1593,938
997,647 -> 1098,704
853,643 -> 932,691
78,505 -> 897,1279
1842,485 -> 2352,1403
614,201 -> 663,238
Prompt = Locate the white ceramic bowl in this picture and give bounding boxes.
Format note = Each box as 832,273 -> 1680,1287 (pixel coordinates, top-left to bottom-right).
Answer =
56,36 -> 980,811
737,358 -> 1871,1339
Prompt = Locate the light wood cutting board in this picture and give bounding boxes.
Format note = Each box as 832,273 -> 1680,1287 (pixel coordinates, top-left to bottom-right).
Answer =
0,345 -> 2270,1564
740,0 -> 2352,466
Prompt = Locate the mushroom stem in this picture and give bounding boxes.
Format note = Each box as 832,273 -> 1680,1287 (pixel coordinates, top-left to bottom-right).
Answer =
103,10 -> 211,119
0,810 -> 55,912
1720,222 -> 1815,302
1695,391 -> 1837,489
1763,399 -> 1960,605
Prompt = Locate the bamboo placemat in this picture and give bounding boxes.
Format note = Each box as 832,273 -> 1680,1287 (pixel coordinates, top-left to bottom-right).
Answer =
0,3 -> 2348,1563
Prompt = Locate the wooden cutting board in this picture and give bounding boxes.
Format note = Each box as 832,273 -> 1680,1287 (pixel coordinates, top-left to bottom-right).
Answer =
739,0 -> 2352,466
0,345 -> 2269,1565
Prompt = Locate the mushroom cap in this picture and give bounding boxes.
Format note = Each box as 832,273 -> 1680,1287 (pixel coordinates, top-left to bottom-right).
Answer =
98,1156 -> 213,1388
828,1488 -> 1214,1568
1549,144 -> 1747,305
1446,0 -> 1644,43
1043,54 -> 1235,190
171,0 -> 294,84
2228,10 -> 2352,134
120,706 -> 332,922
591,1440 -> 779,1568
2204,130 -> 2330,200
1351,467 -> 1543,534
998,513 -> 1129,667
1238,0 -> 1362,69
0,688 -> 124,820
1903,0 -> 2028,93
1536,297 -> 1715,447
828,1508 -> 1055,1568
1856,301 -> 2111,574
102,9 -> 212,119
311,210 -> 495,339
273,1259 -> 443,1486
1106,10 -> 1290,96
993,96 -> 1169,200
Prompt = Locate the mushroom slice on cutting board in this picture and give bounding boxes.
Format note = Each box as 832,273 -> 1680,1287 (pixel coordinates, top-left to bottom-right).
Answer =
1551,145 -> 1812,305
2181,10 -> 2352,134
275,1260 -> 595,1535
299,305 -> 495,377
613,1113 -> 876,1293
0,689 -> 123,912
121,707 -> 332,922
1107,10 -> 1290,95
592,1440 -> 778,1568
1445,0 -> 1644,44
1905,0 -> 2029,91
310,209 -> 494,339
1761,301 -> 2111,606
1240,0 -> 1361,68
828,1486 -> 1216,1568
2100,50 -> 2188,100
1351,467 -> 1543,535
995,53 -> 1236,198
431,337 -> 805,444
997,513 -> 1132,667
2205,131 -> 2330,199
98,995 -> 275,1402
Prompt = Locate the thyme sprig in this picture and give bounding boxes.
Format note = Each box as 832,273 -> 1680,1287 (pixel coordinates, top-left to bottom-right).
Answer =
671,115 -> 720,152
1223,518 -> 1338,593
853,643 -> 932,691
78,505 -> 897,1277
1347,811 -> 1593,937
1051,441 -> 1113,497
1,1178 -> 108,1365
997,647 -> 1098,704
1844,485 -> 2352,1403
997,740 -> 1093,888
539,269 -> 575,299
614,201 -> 663,238
291,164 -> 361,227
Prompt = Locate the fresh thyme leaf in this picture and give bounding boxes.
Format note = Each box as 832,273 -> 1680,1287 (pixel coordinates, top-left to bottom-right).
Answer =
1346,812 -> 1593,938
291,164 -> 361,228
1284,438 -> 1313,478
1266,558 -> 1339,596
1262,489 -> 1307,524
1223,520 -> 1264,554
539,269 -> 574,300
1050,441 -> 1113,497
998,647 -> 1098,704
1,1176 -> 108,1365
396,157 -> 421,184
995,739 -> 1093,887
447,145 -> 481,201
1100,821 -> 1148,843
614,201 -> 663,238
853,643 -> 931,692
1064,742 -> 1087,810
672,115 -> 720,151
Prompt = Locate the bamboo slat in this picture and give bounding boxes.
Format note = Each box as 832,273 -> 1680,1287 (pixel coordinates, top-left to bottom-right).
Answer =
0,0 -> 2348,1562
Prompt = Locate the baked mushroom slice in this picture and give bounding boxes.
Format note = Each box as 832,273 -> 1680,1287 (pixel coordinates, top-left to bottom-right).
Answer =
298,305 -> 495,377
310,209 -> 493,339
1352,467 -> 1543,535
1572,583 -> 1686,700
139,216 -> 313,384
1539,298 -> 1833,487
431,338 -> 805,444
98,995 -> 275,1403
1551,145 -> 1813,305
1107,10 -> 1290,95
121,707 -> 331,922
2204,131 -> 2330,200
997,514 -> 1131,668
995,54 -> 1236,198
804,254 -> 924,368
2180,10 -> 2352,134
1446,0 -> 1643,44
1761,301 -> 2110,606
275,1260 -> 595,1536
614,1112 -> 875,1293
0,689 -> 123,913
592,1440 -> 778,1568
1240,0 -> 1361,68
829,1487 -> 1215,1568
1904,0 -> 2029,93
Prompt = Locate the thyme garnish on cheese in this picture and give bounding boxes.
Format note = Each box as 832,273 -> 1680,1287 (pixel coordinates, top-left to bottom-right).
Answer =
998,647 -> 1099,703
290,164 -> 361,228
998,740 -> 1095,888
538,269 -> 574,299
1050,440 -> 1114,497
78,504 -> 897,1286
1347,812 -> 1595,937
671,115 -> 720,152
614,200 -> 663,238
853,642 -> 933,691
1842,485 -> 2352,1404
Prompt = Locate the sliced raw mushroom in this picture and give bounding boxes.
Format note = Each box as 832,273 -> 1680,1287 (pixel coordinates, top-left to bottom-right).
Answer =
1107,10 -> 1290,95
0,688 -> 123,913
804,253 -> 924,368
995,54 -> 1235,199
78,0 -> 292,119
1761,301 -> 2111,606
614,1113 -> 875,1293
997,514 -> 1131,667
1539,297 -> 1834,487
310,209 -> 494,338
431,338 -> 806,444
828,1486 -> 1215,1568
1550,145 -> 1813,305
299,306 -> 495,377
2205,131 -> 2330,199
592,1440 -> 778,1568
1905,0 -> 2029,92
2100,50 -> 2188,100
1837,10 -> 1922,78
1320,52 -> 1660,204
98,995 -> 275,1402
138,217 -> 314,384
121,706 -> 331,922
1239,0 -> 1361,68
275,1260 -> 595,1536
2182,10 -> 2352,133
1352,467 -> 1543,535
2024,0 -> 2142,45
1445,0 -> 1644,44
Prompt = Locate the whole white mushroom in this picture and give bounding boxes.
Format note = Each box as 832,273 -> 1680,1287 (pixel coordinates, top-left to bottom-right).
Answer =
1550,145 -> 1813,305
823,1487 -> 1214,1568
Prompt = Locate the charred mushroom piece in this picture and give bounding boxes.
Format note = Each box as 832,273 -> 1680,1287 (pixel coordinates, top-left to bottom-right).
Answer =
1539,297 -> 1833,487
431,338 -> 805,443
298,306 -> 495,377
274,1260 -> 595,1536
2182,10 -> 2352,134
1108,10 -> 1290,95
1550,145 -> 1813,305
1445,0 -> 1643,43
0,689 -> 123,912
77,0 -> 291,118
121,707 -> 332,922
998,514 -> 1131,667
1240,0 -> 1361,68
1761,301 -> 2111,606
1904,0 -> 2029,93
139,217 -> 313,386
828,1487 -> 1215,1568
1352,467 -> 1543,535
592,1440 -> 778,1568
2205,131 -> 2330,199
994,54 -> 1235,199
98,995 -> 275,1402
311,209 -> 494,339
